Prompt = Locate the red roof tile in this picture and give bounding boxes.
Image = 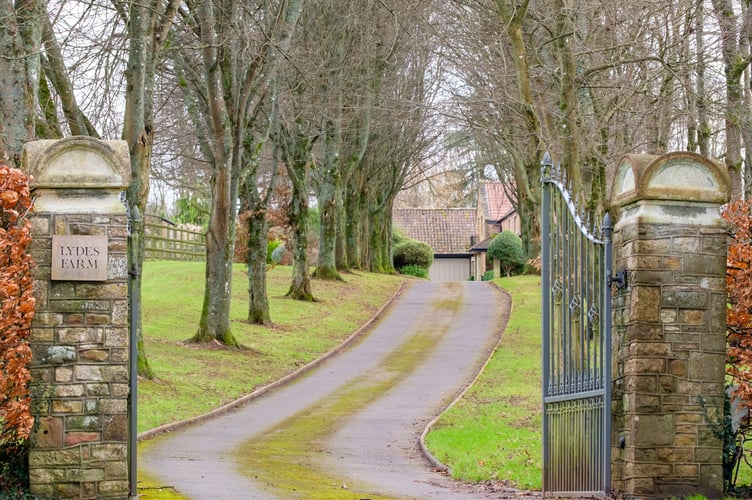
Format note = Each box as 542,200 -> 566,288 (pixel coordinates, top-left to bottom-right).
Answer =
480,183 -> 515,221
393,208 -> 476,255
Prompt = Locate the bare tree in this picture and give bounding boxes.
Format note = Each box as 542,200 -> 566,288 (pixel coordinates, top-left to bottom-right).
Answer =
117,0 -> 179,376
711,0 -> 752,200
171,0 -> 302,345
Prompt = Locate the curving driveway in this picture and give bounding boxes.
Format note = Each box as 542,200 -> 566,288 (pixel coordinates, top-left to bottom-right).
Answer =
139,281 -> 540,499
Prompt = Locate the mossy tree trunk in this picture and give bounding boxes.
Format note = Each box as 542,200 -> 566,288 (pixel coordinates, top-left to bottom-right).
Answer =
0,0 -> 43,161
277,119 -> 316,301
345,173 -> 364,270
313,120 -> 344,281
711,0 -> 750,201
368,197 -> 395,274
244,188 -> 272,325
246,224 -> 271,324
122,0 -> 178,376
286,186 -> 314,301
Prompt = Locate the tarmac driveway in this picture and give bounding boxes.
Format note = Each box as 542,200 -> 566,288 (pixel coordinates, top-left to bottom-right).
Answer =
139,281 -> 538,499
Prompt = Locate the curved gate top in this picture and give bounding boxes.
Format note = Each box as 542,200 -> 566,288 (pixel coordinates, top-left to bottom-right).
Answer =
541,153 -> 613,497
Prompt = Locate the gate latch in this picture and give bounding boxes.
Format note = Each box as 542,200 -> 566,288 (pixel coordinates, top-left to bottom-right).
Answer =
607,269 -> 627,290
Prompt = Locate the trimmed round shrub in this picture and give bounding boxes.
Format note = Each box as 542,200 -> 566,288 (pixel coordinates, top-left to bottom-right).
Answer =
488,230 -> 525,277
392,227 -> 409,246
393,239 -> 434,269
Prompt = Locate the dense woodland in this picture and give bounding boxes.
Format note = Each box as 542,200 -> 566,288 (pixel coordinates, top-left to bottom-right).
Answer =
1,0 -> 751,375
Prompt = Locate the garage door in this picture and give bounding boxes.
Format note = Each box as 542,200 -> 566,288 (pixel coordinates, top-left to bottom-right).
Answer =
429,257 -> 471,282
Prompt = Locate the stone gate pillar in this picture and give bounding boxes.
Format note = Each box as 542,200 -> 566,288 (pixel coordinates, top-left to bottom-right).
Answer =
23,137 -> 131,499
610,152 -> 729,499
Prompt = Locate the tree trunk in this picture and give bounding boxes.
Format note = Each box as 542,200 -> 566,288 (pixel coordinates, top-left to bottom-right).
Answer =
122,0 -> 178,374
278,123 -> 316,301
315,177 -> 342,280
345,178 -> 363,270
712,0 -> 750,201
191,158 -> 239,346
313,121 -> 344,281
494,0 -> 542,258
554,0 -> 581,190
246,207 -> 271,324
122,0 -> 150,377
335,194 -> 348,271
368,199 -> 394,274
286,184 -> 314,301
0,0 -> 41,162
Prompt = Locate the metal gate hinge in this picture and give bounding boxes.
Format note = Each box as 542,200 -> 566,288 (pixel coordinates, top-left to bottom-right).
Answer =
607,269 -> 627,290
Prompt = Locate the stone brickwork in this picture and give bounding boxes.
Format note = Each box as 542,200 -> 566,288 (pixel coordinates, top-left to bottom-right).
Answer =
610,152 -> 729,499
24,137 -> 131,499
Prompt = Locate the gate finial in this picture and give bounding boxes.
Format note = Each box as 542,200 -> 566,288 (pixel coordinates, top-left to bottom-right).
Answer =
542,150 -> 552,166
541,151 -> 553,182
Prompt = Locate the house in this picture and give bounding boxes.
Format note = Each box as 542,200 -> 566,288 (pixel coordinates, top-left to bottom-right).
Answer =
392,208 -> 476,281
392,182 -> 520,281
471,183 -> 520,279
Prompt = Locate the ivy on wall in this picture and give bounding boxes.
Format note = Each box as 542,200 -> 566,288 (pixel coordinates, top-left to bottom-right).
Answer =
0,165 -> 35,445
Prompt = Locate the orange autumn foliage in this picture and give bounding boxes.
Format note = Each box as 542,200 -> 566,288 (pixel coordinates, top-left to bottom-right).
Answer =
724,200 -> 752,404
0,165 -> 34,443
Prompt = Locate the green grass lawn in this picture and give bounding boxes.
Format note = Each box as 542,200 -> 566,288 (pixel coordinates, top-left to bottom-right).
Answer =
423,275 -> 543,490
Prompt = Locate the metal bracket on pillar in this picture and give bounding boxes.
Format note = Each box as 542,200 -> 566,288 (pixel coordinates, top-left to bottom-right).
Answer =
607,269 -> 628,290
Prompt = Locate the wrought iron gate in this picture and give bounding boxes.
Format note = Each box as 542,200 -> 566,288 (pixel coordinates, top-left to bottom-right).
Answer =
541,153 -> 612,497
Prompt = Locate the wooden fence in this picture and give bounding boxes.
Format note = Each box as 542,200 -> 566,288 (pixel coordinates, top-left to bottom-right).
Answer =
144,214 -> 205,261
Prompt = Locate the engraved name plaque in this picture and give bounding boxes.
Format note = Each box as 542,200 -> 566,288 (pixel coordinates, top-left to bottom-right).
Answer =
51,235 -> 108,281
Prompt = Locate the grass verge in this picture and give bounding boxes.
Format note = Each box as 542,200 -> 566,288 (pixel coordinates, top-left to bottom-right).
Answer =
423,275 -> 543,490
138,261 -> 405,434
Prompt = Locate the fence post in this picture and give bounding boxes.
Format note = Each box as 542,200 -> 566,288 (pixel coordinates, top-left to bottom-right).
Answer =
24,137 -> 131,499
609,152 -> 729,498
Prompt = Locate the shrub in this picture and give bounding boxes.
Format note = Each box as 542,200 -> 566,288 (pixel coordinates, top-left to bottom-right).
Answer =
488,230 -> 525,277
724,200 -> 752,403
399,264 -> 428,279
0,440 -> 29,495
267,239 -> 281,263
270,242 -> 286,264
392,227 -> 409,246
393,238 -> 434,269
481,270 -> 494,281
0,165 -> 35,446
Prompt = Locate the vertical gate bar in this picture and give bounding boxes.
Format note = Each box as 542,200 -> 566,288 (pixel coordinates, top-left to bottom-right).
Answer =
602,212 -> 614,491
554,190 -> 560,394
572,212 -> 579,393
584,234 -> 591,390
558,195 -> 565,392
582,219 -> 588,389
541,157 -> 552,493
595,244 -> 601,388
562,187 -> 570,392
552,196 -> 559,394
572,211 -> 585,391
